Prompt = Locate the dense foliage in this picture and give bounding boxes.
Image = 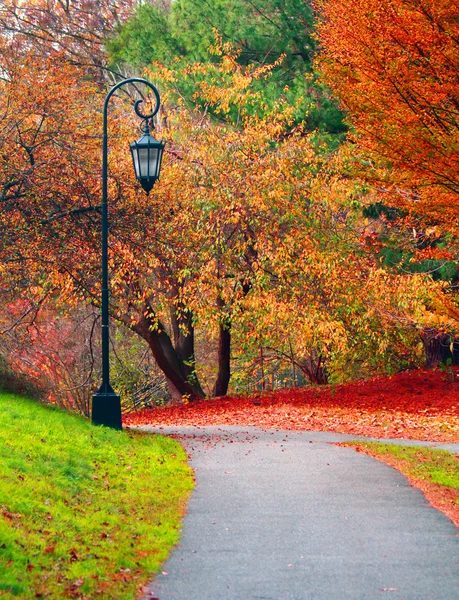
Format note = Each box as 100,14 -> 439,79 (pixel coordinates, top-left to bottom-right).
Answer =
0,0 -> 458,407
317,0 -> 459,229
107,0 -> 346,133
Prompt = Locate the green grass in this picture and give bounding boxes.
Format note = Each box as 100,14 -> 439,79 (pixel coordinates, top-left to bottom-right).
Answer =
0,393 -> 194,599
346,442 -> 459,490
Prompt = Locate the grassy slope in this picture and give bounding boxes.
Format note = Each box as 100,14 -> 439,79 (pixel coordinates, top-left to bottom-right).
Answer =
0,393 -> 194,599
343,443 -> 459,528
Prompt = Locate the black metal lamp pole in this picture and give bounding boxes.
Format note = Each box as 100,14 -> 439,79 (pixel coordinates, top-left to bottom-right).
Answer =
92,78 -> 164,429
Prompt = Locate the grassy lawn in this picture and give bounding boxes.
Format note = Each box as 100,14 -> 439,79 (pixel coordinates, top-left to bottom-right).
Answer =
344,442 -> 459,528
0,393 -> 194,599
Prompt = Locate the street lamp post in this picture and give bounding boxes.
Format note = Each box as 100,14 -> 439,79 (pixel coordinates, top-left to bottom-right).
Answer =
92,78 -> 165,429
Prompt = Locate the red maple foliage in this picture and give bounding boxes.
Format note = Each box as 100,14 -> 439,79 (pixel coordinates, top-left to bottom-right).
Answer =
125,368 -> 459,442
317,0 -> 459,228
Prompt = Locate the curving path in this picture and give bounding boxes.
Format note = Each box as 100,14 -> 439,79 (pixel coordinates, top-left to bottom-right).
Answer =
138,426 -> 459,600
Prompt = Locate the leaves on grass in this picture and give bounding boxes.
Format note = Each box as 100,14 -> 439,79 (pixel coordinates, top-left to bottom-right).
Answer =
0,393 -> 194,599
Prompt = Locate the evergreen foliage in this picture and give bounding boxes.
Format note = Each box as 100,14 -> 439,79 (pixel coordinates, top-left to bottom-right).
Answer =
107,0 -> 346,133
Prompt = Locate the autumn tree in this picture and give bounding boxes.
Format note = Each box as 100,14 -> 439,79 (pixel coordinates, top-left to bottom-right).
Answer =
317,0 -> 459,229
0,46 -> 207,401
149,56 -> 459,386
316,0 -> 459,367
0,1 -> 348,399
2,5 -> 457,405
0,0 -> 135,80
0,44 -> 364,399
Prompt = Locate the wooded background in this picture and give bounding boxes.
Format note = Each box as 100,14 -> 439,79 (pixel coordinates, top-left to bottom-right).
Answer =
0,0 -> 457,413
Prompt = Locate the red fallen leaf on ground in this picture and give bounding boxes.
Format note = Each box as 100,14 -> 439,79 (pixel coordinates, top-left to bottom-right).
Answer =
2,511 -> 22,520
43,546 -> 55,554
125,368 -> 459,443
69,548 -> 78,562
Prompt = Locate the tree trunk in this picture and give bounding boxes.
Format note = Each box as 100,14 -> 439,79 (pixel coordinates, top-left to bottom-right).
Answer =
422,330 -> 459,368
299,352 -> 328,385
166,379 -> 185,404
170,304 -> 205,397
132,305 -> 204,401
213,320 -> 231,397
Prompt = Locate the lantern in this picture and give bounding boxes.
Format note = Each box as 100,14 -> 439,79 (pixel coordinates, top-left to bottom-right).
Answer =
130,126 -> 165,194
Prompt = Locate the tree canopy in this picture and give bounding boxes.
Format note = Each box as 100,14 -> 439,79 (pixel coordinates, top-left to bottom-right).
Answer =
317,0 -> 459,229
1,0 -> 458,408
107,0 -> 346,134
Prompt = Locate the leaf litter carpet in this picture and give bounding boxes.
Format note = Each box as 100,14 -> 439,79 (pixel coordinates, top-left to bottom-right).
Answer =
126,368 -> 459,442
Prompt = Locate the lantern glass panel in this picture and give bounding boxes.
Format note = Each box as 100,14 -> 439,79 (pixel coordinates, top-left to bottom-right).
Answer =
132,148 -> 140,178
140,146 -> 159,178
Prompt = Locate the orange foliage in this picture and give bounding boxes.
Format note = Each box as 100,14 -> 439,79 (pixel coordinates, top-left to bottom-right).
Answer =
1,21 -> 457,398
317,0 -> 459,228
0,50 -> 103,299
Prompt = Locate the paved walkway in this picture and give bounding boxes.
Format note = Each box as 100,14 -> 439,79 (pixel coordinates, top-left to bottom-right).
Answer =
139,426 -> 459,600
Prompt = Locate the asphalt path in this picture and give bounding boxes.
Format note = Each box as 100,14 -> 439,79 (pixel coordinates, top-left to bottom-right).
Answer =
138,426 -> 459,600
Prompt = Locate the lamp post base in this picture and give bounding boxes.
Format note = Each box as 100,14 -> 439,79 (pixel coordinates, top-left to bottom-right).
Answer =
92,387 -> 122,430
